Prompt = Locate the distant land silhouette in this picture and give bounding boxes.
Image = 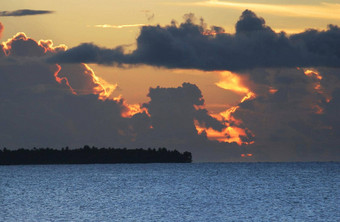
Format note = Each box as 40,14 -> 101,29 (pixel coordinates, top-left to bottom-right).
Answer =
0,145 -> 192,165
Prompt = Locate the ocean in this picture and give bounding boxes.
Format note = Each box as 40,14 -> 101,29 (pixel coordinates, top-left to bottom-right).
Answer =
1,162 -> 339,221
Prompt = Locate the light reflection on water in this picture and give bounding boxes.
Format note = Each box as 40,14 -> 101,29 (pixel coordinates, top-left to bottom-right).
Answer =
1,163 -> 339,221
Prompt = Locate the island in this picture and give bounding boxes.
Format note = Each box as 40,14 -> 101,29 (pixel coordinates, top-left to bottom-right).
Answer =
0,145 -> 192,165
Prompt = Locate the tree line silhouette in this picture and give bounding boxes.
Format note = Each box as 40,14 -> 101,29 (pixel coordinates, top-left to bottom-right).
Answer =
0,145 -> 192,165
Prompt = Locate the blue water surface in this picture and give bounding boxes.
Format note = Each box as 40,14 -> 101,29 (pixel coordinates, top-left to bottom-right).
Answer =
1,162 -> 339,221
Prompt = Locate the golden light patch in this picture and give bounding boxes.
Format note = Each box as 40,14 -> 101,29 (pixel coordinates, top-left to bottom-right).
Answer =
121,103 -> 150,118
195,71 -> 255,145
216,71 -> 250,94
82,64 -> 117,100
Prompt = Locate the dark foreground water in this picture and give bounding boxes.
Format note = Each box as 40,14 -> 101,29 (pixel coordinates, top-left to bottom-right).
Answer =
1,163 -> 339,221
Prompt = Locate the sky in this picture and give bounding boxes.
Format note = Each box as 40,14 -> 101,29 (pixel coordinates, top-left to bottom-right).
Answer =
1,0 -> 340,162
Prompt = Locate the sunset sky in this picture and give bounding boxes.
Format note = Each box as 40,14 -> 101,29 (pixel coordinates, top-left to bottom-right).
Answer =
1,0 -> 340,161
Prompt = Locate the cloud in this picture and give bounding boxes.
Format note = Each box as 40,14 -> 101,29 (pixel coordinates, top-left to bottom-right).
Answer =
48,43 -> 125,64
50,10 -> 340,71
143,83 -> 204,140
231,67 -> 340,161
0,9 -> 54,17
191,1 -> 340,20
138,83 -> 245,161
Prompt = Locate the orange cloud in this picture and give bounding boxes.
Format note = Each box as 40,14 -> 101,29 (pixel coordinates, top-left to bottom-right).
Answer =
195,121 -> 253,145
1,31 -> 119,103
81,64 -> 117,100
216,71 -> 252,95
0,22 -> 4,39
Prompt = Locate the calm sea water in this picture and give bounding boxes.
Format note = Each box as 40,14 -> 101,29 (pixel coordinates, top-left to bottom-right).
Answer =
1,163 -> 339,221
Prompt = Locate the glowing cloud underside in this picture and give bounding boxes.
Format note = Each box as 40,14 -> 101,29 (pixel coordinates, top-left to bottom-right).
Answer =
195,71 -> 255,145
121,103 -> 149,118
216,71 -> 249,94
0,22 -> 4,39
52,62 -> 118,101
81,64 -> 117,100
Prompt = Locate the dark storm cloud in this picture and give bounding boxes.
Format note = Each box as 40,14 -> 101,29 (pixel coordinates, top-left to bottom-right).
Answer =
50,10 -> 340,71
234,67 -> 340,161
0,9 -> 54,17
